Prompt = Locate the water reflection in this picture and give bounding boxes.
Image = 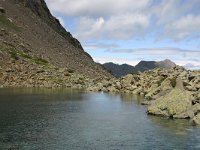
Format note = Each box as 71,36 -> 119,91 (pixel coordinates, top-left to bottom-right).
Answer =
0,88 -> 199,150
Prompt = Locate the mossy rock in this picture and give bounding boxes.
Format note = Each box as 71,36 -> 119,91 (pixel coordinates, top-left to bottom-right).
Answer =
147,88 -> 192,118
192,113 -> 200,125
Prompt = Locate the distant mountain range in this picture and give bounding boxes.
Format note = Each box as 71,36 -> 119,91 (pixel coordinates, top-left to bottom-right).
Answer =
103,59 -> 176,77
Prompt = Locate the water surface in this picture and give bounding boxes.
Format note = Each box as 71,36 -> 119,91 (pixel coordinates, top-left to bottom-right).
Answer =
0,88 -> 199,150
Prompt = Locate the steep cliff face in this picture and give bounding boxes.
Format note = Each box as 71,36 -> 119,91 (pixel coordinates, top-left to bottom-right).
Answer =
0,0 -> 111,78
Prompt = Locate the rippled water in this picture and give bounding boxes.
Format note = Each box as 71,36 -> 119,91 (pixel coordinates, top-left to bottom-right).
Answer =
0,88 -> 200,150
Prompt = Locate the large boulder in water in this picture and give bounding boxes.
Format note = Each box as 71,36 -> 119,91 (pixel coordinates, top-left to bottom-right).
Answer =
147,77 -> 192,118
192,113 -> 200,125
147,88 -> 192,118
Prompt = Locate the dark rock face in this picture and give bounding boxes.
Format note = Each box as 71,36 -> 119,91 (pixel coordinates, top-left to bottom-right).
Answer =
0,0 -> 112,78
135,61 -> 157,72
103,62 -> 135,77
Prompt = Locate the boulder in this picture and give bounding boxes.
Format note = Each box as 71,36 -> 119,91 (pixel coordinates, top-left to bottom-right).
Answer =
160,77 -> 173,92
175,77 -> 185,90
115,81 -> 121,90
145,84 -> 160,100
192,103 -> 200,115
121,74 -> 134,88
192,113 -> 200,125
147,88 -> 192,118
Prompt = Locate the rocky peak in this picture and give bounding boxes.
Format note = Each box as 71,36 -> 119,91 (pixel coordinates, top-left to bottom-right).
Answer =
16,0 -> 83,50
156,59 -> 177,69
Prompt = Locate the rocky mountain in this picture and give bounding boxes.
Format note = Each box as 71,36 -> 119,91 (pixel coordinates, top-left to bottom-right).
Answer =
103,62 -> 135,77
0,0 -> 112,87
103,59 -> 177,77
0,0 -> 111,77
135,59 -> 176,72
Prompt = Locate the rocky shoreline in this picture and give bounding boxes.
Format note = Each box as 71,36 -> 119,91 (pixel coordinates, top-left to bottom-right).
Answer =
87,66 -> 200,125
0,47 -> 93,89
1,50 -> 200,126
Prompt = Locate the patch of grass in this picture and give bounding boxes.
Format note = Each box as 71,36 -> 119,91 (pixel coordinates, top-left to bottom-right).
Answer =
18,51 -> 33,59
2,47 -> 49,65
0,15 -> 21,31
33,57 -> 49,65
8,49 -> 19,60
6,48 -> 32,60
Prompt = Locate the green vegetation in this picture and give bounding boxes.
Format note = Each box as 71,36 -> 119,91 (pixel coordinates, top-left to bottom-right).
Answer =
0,15 -> 21,31
1,47 -> 49,65
8,49 -> 19,60
33,57 -> 49,65
19,52 -> 32,59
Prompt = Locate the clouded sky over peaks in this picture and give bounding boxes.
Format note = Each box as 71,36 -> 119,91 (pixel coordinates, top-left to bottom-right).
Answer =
46,0 -> 200,69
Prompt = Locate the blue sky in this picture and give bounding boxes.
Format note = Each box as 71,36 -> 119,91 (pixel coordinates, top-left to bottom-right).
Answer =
46,0 -> 200,69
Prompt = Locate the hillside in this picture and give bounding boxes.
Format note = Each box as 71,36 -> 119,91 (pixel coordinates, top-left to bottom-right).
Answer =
0,0 -> 112,87
0,0 -> 111,78
103,59 -> 176,77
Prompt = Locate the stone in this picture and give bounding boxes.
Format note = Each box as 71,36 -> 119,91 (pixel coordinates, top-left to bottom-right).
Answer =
160,77 -> 173,91
175,77 -> 185,90
121,74 -> 134,88
115,81 -> 121,90
192,113 -> 200,125
147,88 -> 192,118
192,103 -> 200,115
186,86 -> 197,91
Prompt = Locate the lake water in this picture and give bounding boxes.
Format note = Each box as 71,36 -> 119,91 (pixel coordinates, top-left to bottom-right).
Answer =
0,88 -> 200,150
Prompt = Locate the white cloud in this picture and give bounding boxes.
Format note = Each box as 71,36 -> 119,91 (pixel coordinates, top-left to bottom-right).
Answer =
162,15 -> 200,40
46,0 -> 150,17
83,43 -> 119,50
75,14 -> 149,40
104,14 -> 149,39
46,0 -> 200,41
184,63 -> 200,70
74,17 -> 105,40
94,57 -> 140,66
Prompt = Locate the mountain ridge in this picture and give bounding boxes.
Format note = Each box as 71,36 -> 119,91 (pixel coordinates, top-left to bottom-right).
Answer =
103,59 -> 177,77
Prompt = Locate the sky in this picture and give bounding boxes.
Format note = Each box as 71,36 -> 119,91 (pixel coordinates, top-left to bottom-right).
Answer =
45,0 -> 200,70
